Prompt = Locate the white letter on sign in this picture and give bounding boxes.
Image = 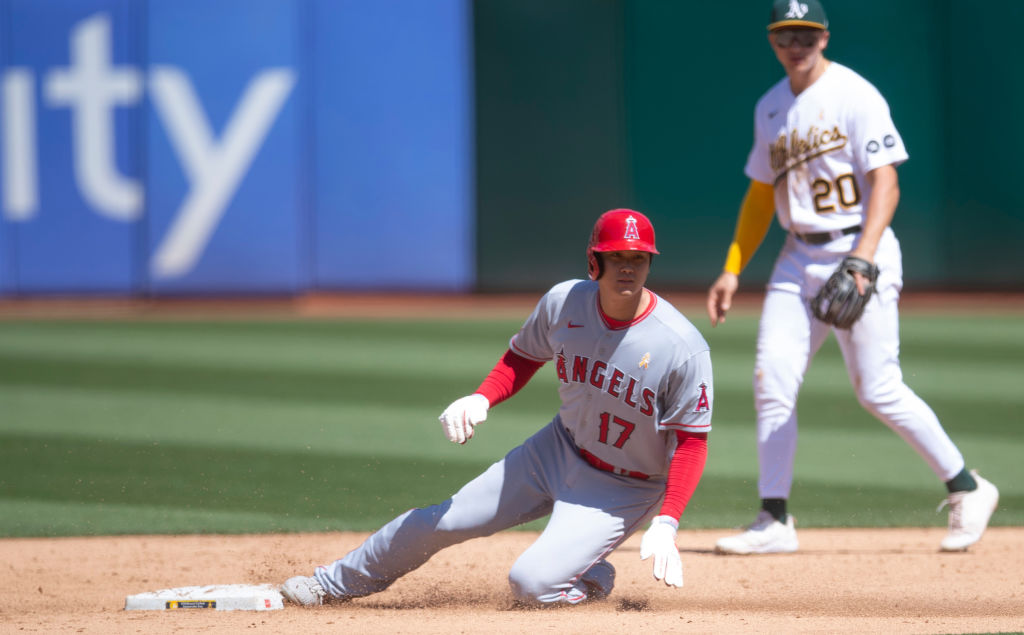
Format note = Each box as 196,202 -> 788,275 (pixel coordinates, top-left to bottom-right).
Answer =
44,13 -> 144,221
2,69 -> 37,220
148,67 -> 296,278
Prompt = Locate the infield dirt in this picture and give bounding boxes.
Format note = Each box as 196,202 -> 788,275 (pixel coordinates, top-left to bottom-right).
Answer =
2,527 -> 1022,634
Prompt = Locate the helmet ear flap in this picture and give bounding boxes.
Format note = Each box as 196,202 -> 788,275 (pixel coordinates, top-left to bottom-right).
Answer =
587,251 -> 601,280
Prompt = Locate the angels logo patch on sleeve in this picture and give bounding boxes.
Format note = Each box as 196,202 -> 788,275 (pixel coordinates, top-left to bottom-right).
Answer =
693,382 -> 711,413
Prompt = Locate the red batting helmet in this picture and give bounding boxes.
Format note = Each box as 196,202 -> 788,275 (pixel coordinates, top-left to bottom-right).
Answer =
587,209 -> 659,280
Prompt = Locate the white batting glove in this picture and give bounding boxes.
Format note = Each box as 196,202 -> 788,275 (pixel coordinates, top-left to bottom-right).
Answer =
438,394 -> 489,444
640,515 -> 683,588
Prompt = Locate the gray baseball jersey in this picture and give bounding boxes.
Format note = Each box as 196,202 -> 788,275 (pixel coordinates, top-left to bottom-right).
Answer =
511,279 -> 713,479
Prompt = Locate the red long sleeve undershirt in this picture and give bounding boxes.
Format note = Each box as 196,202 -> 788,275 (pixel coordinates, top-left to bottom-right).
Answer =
473,348 -> 708,523
474,348 -> 544,406
660,431 -> 708,521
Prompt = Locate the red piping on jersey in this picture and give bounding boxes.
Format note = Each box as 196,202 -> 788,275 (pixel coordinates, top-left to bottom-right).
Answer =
661,421 -> 712,430
597,291 -> 657,330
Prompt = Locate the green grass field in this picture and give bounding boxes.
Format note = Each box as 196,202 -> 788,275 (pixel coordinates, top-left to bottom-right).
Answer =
0,310 -> 1020,537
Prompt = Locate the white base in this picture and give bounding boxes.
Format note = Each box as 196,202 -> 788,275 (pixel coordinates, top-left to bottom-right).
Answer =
125,584 -> 284,611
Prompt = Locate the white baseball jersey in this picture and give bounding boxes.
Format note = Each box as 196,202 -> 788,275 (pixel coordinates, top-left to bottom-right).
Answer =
745,62 -> 908,235
510,279 -> 713,479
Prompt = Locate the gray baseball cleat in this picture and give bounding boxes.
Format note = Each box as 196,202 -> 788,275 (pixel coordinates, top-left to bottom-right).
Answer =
938,470 -> 999,552
280,575 -> 329,606
580,559 -> 616,601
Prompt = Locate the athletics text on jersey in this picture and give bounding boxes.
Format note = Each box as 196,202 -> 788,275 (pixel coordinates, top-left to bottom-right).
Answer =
745,63 -> 908,235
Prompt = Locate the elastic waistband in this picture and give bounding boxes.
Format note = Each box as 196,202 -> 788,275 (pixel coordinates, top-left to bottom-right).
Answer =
579,447 -> 650,480
792,225 -> 861,245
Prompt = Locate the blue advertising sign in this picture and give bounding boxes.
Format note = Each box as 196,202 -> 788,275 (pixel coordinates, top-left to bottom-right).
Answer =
0,0 -> 474,295
311,0 -> 474,291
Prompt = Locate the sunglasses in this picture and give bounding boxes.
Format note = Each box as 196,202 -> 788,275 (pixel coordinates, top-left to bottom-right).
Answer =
772,29 -> 823,48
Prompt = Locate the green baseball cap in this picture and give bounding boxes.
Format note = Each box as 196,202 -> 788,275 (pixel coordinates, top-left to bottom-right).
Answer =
768,0 -> 828,31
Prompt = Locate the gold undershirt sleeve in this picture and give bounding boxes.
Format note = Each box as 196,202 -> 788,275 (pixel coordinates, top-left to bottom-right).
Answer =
723,180 -> 775,275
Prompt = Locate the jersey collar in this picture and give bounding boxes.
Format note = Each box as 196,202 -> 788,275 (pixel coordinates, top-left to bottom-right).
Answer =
597,290 -> 657,330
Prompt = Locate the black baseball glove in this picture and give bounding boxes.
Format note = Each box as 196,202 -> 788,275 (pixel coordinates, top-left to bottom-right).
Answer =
810,256 -> 879,329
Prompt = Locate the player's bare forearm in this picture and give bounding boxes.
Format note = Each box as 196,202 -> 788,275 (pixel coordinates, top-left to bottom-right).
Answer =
850,165 -> 899,264
847,166 -> 898,294
707,272 -> 739,327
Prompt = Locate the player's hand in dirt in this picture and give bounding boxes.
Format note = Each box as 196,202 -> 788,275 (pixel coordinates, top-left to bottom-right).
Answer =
707,272 -> 739,327
640,515 -> 683,588
438,394 -> 489,444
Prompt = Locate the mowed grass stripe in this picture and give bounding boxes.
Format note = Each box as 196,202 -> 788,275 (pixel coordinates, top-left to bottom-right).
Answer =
4,351 -> 1014,437
2,427 -> 1017,536
0,320 -> 521,375
0,353 -> 488,409
0,383 -> 550,458
0,498 -> 322,536
1,318 -> 1018,407
0,433 -> 494,536
4,378 -> 1017,508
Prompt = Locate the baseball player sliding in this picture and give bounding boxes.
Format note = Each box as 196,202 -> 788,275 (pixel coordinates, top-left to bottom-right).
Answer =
282,209 -> 714,606
706,0 -> 998,554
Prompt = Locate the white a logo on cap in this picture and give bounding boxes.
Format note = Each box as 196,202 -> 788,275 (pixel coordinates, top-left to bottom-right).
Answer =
786,0 -> 809,19
624,215 -> 640,240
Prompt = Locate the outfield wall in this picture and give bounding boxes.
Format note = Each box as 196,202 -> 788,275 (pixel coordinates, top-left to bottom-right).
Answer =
475,0 -> 1024,291
0,0 -> 1020,295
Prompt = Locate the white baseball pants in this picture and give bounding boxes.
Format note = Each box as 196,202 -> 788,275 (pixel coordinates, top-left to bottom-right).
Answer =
754,228 -> 965,499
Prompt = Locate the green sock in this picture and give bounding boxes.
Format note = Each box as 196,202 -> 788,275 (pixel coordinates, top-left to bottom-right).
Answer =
946,468 -> 977,493
761,498 -> 788,522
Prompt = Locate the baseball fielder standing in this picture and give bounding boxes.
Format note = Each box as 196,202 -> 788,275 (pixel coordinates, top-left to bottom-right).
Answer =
282,209 -> 714,606
706,0 -> 998,554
